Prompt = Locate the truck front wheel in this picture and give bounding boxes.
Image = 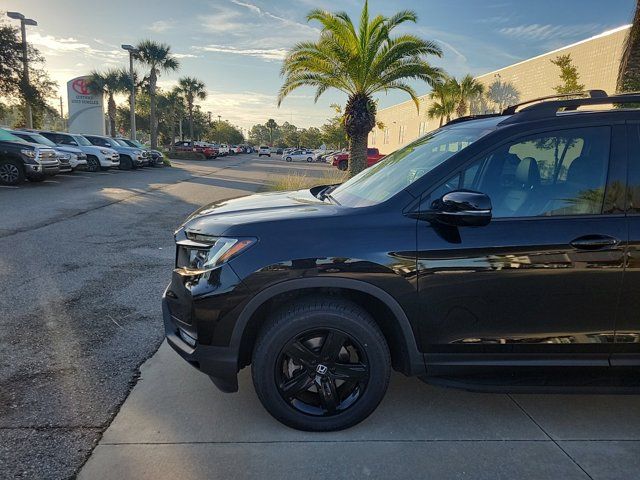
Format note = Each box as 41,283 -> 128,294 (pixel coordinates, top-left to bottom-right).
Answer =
0,159 -> 25,186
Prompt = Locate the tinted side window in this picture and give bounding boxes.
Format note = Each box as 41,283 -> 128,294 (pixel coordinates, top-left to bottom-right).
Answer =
57,134 -> 76,145
87,136 -> 107,147
627,124 -> 640,214
427,126 -> 611,218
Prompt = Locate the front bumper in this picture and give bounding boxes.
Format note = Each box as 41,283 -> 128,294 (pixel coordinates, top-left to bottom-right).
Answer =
99,153 -> 121,167
162,265 -> 251,393
25,162 -> 59,176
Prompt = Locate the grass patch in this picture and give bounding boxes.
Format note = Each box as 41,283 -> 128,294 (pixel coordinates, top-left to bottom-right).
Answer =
270,169 -> 348,192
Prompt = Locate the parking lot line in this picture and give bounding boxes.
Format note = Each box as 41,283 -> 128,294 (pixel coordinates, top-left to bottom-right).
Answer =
43,180 -> 60,184
0,185 -> 19,189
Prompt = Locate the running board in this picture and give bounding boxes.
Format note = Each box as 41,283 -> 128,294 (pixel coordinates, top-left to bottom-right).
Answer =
421,370 -> 640,394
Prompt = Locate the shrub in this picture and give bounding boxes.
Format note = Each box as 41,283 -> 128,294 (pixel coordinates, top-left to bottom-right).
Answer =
270,169 -> 348,191
169,151 -> 206,161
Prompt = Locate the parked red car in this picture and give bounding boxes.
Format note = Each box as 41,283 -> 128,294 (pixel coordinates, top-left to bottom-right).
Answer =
332,148 -> 384,171
173,141 -> 217,159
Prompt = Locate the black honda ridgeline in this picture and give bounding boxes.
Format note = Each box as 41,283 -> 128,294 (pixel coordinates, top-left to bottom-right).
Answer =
164,92 -> 640,431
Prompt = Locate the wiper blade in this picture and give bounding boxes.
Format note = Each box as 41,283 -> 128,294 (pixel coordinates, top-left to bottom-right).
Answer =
323,192 -> 341,205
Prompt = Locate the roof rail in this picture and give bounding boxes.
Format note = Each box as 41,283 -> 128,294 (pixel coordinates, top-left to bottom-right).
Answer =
444,113 -> 502,126
501,90 -> 608,115
500,91 -> 640,124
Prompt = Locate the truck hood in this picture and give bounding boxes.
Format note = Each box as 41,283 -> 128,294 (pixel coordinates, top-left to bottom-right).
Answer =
54,145 -> 83,155
182,189 -> 338,236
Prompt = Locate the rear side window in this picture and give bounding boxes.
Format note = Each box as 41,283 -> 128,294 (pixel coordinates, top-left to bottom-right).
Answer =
627,124 -> 640,213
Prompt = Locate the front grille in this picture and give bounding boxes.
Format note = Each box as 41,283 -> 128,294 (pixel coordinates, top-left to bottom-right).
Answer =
58,157 -> 70,166
78,153 -> 87,160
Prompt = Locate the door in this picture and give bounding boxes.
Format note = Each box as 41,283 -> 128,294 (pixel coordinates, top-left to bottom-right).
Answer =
613,122 -> 640,365
417,125 -> 627,366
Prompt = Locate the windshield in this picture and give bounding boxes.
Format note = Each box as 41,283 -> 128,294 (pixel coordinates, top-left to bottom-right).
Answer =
0,128 -> 27,143
72,135 -> 93,147
330,123 -> 497,207
26,133 -> 57,147
124,139 -> 144,148
112,138 -> 132,147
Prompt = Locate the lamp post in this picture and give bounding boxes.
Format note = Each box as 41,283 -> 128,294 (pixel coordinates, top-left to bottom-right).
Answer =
121,44 -> 138,140
7,12 -> 37,129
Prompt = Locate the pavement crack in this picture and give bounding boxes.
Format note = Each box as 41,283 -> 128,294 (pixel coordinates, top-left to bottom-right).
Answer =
507,394 -> 594,480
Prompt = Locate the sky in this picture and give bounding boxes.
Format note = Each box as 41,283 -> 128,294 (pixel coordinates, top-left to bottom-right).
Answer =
2,0 -> 637,131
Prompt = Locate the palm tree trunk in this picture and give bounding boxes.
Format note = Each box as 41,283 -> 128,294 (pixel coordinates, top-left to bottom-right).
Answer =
189,104 -> 194,140
170,113 -> 176,148
347,132 -> 368,178
149,68 -> 158,149
108,94 -> 117,137
439,117 -> 443,128
618,1 -> 640,93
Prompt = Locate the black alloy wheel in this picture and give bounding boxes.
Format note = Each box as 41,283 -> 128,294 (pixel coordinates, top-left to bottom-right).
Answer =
286,156 -> 292,162
0,159 -> 24,185
119,155 -> 132,170
276,328 -> 370,417
252,296 -> 390,431
86,156 -> 100,172
306,157 -> 313,162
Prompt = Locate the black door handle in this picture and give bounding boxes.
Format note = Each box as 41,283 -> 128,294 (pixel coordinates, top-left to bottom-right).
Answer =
570,235 -> 620,250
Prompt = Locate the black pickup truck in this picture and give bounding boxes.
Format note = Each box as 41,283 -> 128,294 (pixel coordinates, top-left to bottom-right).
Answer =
0,128 -> 59,186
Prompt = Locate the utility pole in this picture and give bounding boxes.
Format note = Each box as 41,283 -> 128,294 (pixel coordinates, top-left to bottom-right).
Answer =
217,115 -> 222,143
7,12 -> 37,129
59,96 -> 64,130
121,45 -> 138,140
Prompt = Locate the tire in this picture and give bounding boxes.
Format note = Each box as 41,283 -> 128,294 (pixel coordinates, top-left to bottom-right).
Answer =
338,160 -> 348,171
86,156 -> 100,172
119,155 -> 133,170
286,157 -> 292,162
252,296 -> 391,431
306,157 -> 313,162
0,158 -> 25,185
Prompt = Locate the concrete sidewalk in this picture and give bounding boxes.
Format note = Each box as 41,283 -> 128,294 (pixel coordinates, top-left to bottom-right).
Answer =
79,343 -> 640,479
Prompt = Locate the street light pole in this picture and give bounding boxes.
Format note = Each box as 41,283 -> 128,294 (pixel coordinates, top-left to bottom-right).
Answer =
121,45 -> 138,140
8,12 -> 37,129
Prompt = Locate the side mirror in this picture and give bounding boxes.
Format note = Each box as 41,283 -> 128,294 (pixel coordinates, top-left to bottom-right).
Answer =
422,190 -> 492,227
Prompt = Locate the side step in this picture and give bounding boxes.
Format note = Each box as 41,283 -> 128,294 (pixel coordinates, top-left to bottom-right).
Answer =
421,369 -> 640,394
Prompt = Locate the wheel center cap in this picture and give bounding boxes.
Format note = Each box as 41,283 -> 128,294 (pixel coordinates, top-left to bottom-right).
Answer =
316,364 -> 328,375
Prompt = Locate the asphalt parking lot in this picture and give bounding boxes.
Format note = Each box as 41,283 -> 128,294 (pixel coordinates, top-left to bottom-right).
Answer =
2,154 -> 640,480
0,154 -> 330,479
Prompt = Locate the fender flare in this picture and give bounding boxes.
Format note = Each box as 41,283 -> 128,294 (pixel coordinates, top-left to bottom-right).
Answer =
230,277 -> 425,376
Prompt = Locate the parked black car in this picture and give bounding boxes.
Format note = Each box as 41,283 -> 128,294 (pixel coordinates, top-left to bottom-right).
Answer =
0,128 -> 59,185
163,91 -> 640,431
117,138 -> 164,166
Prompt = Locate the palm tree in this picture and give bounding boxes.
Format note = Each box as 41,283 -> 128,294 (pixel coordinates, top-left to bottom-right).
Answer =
177,77 -> 207,140
87,68 -> 130,137
617,1 -> 640,93
453,75 -> 484,117
427,79 -> 457,127
161,87 -> 184,147
278,1 -> 443,177
265,118 -> 278,145
134,40 -> 180,149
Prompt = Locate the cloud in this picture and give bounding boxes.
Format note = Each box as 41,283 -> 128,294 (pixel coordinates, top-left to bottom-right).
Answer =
28,32 -> 125,62
173,53 -> 200,59
194,44 -> 288,61
497,23 -> 605,42
147,20 -> 175,33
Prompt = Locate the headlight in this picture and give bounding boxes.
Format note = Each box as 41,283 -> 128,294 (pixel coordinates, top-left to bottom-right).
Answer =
21,149 -> 36,158
177,235 -> 256,273
100,149 -> 111,155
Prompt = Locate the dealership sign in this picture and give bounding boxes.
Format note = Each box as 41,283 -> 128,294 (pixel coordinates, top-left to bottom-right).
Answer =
67,76 -> 105,135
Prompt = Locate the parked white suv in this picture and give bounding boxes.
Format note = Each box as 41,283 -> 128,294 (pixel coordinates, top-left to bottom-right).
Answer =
258,146 -> 271,157
39,131 -> 120,172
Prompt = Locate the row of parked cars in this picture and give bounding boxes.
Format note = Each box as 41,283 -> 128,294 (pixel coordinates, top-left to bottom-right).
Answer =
172,141 -> 253,159
0,127 -> 165,186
